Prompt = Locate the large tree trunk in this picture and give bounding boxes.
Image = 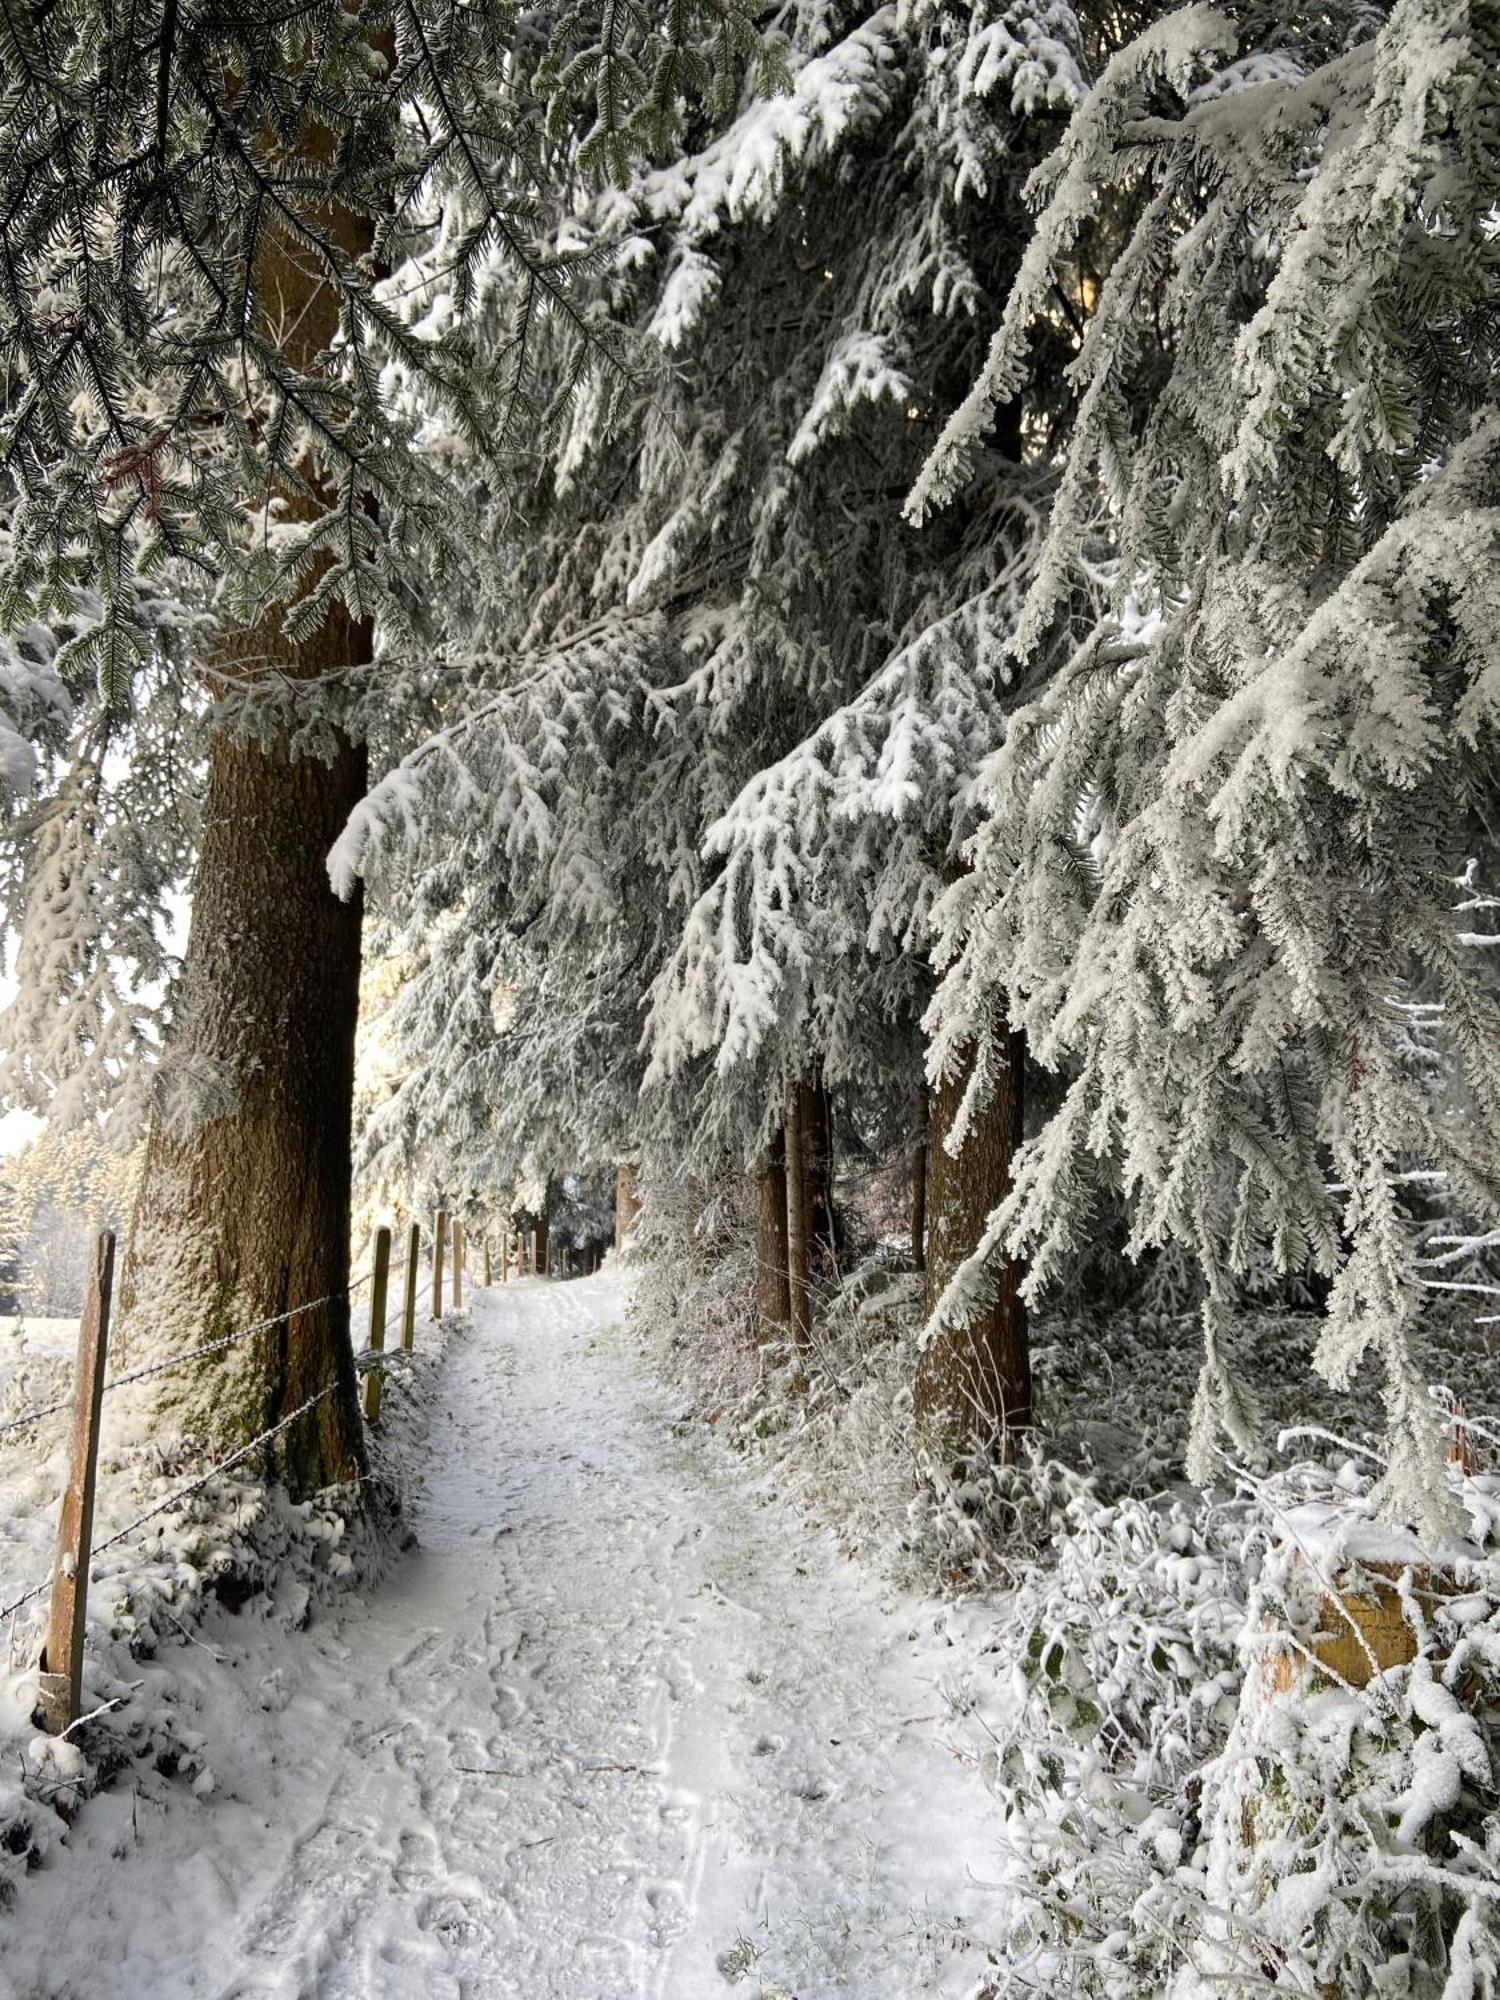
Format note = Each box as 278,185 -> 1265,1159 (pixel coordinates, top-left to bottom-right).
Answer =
113,101 -> 375,1494
117,713 -> 369,1491
755,1126 -> 791,1343
914,1031 -> 1031,1453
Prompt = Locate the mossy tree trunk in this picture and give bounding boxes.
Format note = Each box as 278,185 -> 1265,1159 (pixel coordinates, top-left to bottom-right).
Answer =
914,1031 -> 1031,1455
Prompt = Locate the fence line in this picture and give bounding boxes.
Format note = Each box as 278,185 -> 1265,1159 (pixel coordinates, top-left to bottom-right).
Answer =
0,1350 -> 410,1633
0,1571 -> 52,1627
0,1392 -> 78,1442
89,1381 -> 343,1566
100,1285 -> 368,1399
0,1215 -> 445,1722
0,1277 -> 378,1442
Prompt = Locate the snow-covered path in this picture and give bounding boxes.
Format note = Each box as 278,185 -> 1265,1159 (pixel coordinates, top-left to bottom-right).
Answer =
6,1274 -> 1009,2000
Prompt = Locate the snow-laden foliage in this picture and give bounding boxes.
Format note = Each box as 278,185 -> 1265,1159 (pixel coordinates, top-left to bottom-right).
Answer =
0,670 -> 200,1135
970,1446 -> 1500,1998
0,0 -> 772,684
909,0 -> 1500,1527
344,0 -> 1089,1206
642,483 -> 1054,1094
0,621 -> 69,801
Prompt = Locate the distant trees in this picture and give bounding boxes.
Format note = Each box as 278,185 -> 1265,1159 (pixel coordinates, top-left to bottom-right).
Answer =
0,1127 -> 141,1315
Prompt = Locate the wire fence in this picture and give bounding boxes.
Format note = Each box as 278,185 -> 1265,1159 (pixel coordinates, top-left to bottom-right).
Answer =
0,1228 -> 457,1647
0,1277 -> 376,1444
0,1208 -> 516,1717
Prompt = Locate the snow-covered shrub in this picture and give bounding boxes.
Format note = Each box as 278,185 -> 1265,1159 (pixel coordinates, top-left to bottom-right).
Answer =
970,1446 -> 1500,1998
632,1159 -> 761,1414
647,1223 -> 1500,1996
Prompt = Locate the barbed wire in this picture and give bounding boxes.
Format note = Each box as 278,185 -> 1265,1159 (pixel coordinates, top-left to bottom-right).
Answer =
89,1382 -> 343,1567
0,1258 -> 441,1631
0,1392 -> 79,1443
101,1285 -> 367,1399
0,1276 -> 376,1443
0,1570 -> 53,1628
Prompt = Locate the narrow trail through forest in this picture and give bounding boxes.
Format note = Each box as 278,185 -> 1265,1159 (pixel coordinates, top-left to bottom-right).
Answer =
6,1273 -> 1010,2000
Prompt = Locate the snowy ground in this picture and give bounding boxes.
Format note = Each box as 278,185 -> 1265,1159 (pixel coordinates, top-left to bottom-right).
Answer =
1,1272 -> 1012,2000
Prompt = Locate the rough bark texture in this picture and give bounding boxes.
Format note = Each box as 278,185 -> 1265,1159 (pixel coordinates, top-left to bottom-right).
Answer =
117,703 -> 370,1492
914,1032 -> 1031,1451
113,103 -> 374,1495
802,1073 -> 838,1263
911,1093 -> 928,1272
615,1160 -> 641,1246
784,1091 -> 811,1351
755,1127 -> 791,1344
534,1214 -> 550,1279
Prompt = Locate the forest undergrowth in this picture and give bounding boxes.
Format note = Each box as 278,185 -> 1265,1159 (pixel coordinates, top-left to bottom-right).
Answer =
636,1182 -> 1500,1998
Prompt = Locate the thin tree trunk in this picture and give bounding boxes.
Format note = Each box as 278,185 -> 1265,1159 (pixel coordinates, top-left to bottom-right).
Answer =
785,1088 -> 811,1351
803,1073 -> 837,1264
112,100 -> 375,1494
911,1085 -> 929,1272
755,1126 -> 791,1343
914,1031 -> 1031,1453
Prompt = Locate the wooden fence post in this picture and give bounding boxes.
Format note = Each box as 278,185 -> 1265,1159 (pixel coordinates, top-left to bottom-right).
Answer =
501,1231 -> 510,1282
363,1226 -> 392,1425
39,1232 -> 115,1736
452,1221 -> 464,1310
483,1235 -> 492,1287
432,1210 -> 447,1320
401,1222 -> 420,1350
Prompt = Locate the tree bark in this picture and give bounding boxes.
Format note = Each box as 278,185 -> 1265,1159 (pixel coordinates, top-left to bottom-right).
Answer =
116,708 -> 369,1493
755,1126 -> 791,1343
911,1087 -> 929,1271
615,1159 -> 641,1246
914,1031 -> 1031,1453
803,1073 -> 837,1264
112,97 -> 375,1494
534,1213 -> 550,1279
784,1090 -> 811,1351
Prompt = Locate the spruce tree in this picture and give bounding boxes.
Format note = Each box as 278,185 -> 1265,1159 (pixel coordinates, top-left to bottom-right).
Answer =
0,0 -> 767,1485
908,0 -> 1500,1526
